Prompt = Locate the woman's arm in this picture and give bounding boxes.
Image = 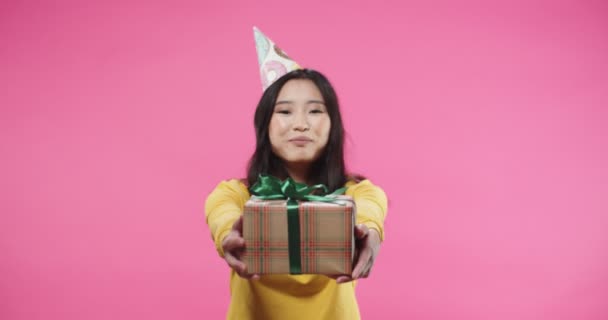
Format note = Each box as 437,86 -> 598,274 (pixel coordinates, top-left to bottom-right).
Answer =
345,179 -> 388,241
335,179 -> 387,283
204,179 -> 250,257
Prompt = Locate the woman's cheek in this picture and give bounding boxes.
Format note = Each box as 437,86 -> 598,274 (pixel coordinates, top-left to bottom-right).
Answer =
276,118 -> 289,132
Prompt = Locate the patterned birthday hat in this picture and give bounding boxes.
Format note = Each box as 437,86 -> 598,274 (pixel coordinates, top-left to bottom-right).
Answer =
253,26 -> 301,91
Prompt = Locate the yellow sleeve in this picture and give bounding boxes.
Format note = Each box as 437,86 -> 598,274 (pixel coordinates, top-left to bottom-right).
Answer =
345,179 -> 388,241
204,179 -> 250,257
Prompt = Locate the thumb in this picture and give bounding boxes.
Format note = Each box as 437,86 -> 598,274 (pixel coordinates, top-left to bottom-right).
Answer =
354,224 -> 369,239
223,234 -> 245,252
232,215 -> 244,234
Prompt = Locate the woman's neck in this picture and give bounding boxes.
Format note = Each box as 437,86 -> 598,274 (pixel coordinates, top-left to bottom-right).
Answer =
284,162 -> 311,185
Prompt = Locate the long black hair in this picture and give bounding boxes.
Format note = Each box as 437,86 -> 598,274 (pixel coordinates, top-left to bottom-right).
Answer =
246,69 -> 351,192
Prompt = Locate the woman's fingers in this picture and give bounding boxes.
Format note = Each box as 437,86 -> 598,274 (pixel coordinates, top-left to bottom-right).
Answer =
351,225 -> 379,280
329,226 -> 373,283
335,275 -> 353,283
224,245 -> 260,280
352,245 -> 372,279
232,216 -> 244,234
327,273 -> 354,283
224,251 -> 246,273
222,233 -> 245,252
222,219 -> 260,280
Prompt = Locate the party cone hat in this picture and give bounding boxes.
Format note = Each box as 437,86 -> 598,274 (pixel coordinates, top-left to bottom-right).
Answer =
254,26 -> 301,91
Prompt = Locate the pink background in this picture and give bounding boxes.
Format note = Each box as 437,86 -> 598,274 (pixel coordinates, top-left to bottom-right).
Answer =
2,0 -> 607,319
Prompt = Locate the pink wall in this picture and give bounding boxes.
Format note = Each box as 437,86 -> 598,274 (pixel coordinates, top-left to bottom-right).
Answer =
1,0 -> 607,319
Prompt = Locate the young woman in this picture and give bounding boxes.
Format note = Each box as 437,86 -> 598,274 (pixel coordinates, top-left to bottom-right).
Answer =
205,69 -> 387,319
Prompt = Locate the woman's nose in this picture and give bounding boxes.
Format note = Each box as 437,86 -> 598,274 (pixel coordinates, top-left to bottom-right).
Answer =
292,112 -> 310,131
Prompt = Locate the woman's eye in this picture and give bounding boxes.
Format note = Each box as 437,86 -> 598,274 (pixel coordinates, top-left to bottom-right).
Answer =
276,110 -> 291,114
310,109 -> 324,114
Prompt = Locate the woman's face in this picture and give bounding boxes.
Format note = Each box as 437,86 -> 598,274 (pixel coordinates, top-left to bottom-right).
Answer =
268,79 -> 331,165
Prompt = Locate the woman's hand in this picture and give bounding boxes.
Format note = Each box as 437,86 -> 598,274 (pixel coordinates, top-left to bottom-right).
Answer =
221,216 -> 260,280
335,224 -> 381,284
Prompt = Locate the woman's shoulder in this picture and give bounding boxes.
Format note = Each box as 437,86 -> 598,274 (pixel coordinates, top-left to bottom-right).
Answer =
344,173 -> 375,187
209,178 -> 250,198
345,178 -> 377,189
344,175 -> 386,196
345,174 -> 378,187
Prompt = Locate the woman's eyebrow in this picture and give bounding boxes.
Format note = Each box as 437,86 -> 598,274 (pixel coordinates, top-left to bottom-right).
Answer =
307,100 -> 325,105
275,100 -> 325,105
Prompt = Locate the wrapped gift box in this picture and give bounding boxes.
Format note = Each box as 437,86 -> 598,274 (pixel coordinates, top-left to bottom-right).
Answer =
242,195 -> 355,275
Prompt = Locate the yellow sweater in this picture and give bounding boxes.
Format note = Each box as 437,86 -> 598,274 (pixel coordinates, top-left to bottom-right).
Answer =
205,179 -> 388,320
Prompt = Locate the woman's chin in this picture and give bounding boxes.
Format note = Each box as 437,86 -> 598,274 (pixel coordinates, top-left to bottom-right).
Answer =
284,156 -> 317,165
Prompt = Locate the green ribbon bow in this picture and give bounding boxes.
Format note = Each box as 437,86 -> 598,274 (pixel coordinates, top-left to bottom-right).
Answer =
250,175 -> 346,274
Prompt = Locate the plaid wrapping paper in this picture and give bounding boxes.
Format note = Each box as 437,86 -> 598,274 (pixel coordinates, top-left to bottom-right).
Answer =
242,195 -> 355,275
